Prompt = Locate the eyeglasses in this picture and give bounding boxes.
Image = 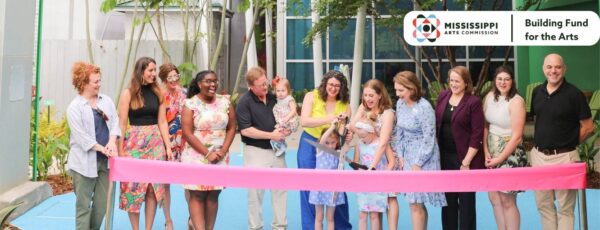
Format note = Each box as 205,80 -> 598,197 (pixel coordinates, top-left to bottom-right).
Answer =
166,74 -> 180,82
201,79 -> 219,84
327,83 -> 342,88
93,108 -> 109,121
253,81 -> 269,88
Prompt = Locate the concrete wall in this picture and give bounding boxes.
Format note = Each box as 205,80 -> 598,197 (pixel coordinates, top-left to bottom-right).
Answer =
0,0 -> 36,193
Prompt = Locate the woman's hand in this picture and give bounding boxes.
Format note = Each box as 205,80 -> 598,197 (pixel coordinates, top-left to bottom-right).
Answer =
106,140 -> 117,157
215,148 -> 227,161
485,157 -> 501,168
397,156 -> 404,169
207,151 -> 220,163
411,164 -> 422,171
166,148 -> 174,161
484,150 -> 491,164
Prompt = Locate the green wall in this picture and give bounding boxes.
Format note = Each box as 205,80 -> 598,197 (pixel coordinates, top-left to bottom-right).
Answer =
515,0 -> 600,94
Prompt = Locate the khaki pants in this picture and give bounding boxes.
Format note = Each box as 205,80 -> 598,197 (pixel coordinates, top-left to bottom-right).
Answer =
244,145 -> 288,230
530,148 -> 579,230
70,157 -> 109,230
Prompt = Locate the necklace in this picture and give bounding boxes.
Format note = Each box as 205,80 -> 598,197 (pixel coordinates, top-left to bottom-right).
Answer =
450,104 -> 455,111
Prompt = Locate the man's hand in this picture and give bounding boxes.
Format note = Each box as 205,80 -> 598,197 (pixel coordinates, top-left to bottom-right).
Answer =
270,128 -> 286,141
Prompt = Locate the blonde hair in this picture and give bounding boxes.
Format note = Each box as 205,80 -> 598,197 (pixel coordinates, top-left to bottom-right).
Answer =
393,71 -> 423,102
273,76 -> 292,95
71,61 -> 101,94
245,66 -> 267,87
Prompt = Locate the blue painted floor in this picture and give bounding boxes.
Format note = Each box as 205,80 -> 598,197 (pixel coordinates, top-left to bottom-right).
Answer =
13,150 -> 600,229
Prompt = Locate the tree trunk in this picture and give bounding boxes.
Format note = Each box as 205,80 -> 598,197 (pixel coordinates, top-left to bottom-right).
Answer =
210,0 -> 229,71
85,0 -> 94,64
116,0 -> 139,101
155,6 -> 171,63
232,3 -> 261,95
311,0 -> 323,86
350,5 -> 367,113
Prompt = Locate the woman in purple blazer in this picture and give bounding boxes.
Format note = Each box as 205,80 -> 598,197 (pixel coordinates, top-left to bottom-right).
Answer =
435,66 -> 485,230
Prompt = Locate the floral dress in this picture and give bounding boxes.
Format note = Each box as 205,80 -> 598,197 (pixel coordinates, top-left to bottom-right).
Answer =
181,94 -> 230,191
309,150 -> 345,206
273,95 -> 299,132
165,88 -> 186,161
356,139 -> 388,212
395,98 -> 447,207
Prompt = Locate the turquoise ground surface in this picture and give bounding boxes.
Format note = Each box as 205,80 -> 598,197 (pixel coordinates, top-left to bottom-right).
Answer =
13,150 -> 600,229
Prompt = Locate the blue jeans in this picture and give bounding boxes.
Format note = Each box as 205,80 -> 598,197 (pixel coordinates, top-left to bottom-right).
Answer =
297,131 -> 352,230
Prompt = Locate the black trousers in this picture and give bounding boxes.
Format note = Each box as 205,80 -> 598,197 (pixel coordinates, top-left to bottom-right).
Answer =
441,151 -> 476,230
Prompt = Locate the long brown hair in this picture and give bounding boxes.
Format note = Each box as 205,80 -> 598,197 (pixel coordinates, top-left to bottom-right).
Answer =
362,79 -> 392,120
129,57 -> 163,110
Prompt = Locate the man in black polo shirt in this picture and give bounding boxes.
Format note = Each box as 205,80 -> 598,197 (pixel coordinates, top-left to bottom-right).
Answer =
236,66 -> 290,230
531,53 -> 593,230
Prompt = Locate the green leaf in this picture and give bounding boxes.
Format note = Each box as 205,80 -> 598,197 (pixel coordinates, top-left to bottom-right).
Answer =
0,202 -> 22,226
100,0 -> 118,13
133,18 -> 142,27
238,0 -> 250,12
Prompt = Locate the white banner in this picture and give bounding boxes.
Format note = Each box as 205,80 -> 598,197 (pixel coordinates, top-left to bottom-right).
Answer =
403,11 -> 600,46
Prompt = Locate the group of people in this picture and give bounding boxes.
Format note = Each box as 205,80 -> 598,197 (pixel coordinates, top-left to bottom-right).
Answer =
65,53 -> 593,230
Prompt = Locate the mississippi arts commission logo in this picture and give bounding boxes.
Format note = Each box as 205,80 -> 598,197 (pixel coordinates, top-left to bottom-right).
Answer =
413,14 -> 441,42
412,13 -> 500,43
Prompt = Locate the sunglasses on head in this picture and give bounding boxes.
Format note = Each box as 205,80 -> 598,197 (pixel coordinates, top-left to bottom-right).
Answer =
94,108 -> 109,121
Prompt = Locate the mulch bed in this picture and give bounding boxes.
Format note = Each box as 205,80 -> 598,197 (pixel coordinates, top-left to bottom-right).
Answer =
46,175 -> 73,195
588,171 -> 600,189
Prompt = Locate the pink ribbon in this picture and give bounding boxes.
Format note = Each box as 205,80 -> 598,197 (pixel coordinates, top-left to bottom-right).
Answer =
109,157 -> 586,192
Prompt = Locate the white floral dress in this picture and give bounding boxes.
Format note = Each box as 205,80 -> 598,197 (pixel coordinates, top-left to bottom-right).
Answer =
181,94 -> 230,191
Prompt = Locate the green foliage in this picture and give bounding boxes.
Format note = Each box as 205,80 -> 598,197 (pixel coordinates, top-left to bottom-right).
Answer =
100,0 -> 118,13
0,202 -> 22,227
578,121 -> 600,174
177,62 -> 198,87
427,81 -> 447,105
292,89 -> 309,104
238,0 -> 251,12
30,106 -> 70,181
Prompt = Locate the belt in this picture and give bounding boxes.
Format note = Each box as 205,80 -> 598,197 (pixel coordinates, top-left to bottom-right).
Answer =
535,147 -> 575,155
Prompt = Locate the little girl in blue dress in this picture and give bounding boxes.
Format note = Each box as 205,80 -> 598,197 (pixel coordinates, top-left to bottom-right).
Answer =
352,119 -> 389,230
309,119 -> 347,230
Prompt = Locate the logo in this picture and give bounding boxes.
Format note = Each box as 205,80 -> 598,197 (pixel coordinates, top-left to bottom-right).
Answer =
413,14 -> 441,42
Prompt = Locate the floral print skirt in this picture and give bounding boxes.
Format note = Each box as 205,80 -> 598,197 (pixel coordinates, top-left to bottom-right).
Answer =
488,133 -> 529,194
119,125 -> 166,213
